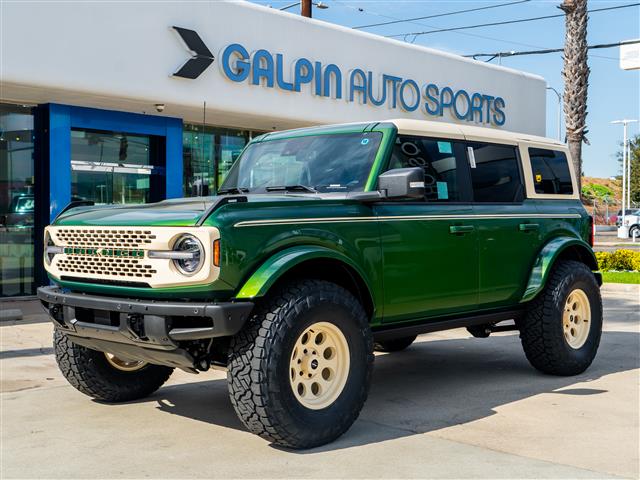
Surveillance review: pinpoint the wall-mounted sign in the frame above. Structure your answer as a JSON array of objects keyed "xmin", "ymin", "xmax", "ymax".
[{"xmin": 173, "ymin": 27, "xmax": 506, "ymax": 126}]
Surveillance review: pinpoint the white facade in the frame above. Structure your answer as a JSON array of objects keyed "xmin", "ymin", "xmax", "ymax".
[{"xmin": 1, "ymin": 0, "xmax": 546, "ymax": 135}]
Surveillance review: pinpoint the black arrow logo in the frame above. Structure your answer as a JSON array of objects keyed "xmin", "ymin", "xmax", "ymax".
[{"xmin": 172, "ymin": 26, "xmax": 215, "ymax": 79}]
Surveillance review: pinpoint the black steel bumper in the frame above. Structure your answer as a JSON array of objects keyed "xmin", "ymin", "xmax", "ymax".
[{"xmin": 37, "ymin": 286, "xmax": 253, "ymax": 369}]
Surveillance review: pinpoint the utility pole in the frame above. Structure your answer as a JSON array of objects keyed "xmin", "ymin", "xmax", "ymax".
[
  {"xmin": 301, "ymin": 0, "xmax": 312, "ymax": 17},
  {"xmin": 611, "ymin": 119, "xmax": 638, "ymax": 238},
  {"xmin": 547, "ymin": 86, "xmax": 562, "ymax": 141}
]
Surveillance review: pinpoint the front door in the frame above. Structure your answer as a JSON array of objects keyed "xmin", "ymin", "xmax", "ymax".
[{"xmin": 377, "ymin": 135, "xmax": 478, "ymax": 323}]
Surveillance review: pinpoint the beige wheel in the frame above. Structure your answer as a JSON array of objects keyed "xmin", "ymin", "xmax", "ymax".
[
  {"xmin": 104, "ymin": 352, "xmax": 147, "ymax": 372},
  {"xmin": 563, "ymin": 288, "xmax": 591, "ymax": 349},
  {"xmin": 289, "ymin": 321, "xmax": 350, "ymax": 410}
]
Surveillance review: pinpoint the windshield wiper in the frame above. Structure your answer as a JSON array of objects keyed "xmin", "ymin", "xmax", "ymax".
[
  {"xmin": 217, "ymin": 187, "xmax": 250, "ymax": 195},
  {"xmin": 265, "ymin": 185, "xmax": 318, "ymax": 193}
]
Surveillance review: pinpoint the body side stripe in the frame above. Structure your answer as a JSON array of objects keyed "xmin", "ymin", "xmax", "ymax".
[{"xmin": 234, "ymin": 213, "xmax": 582, "ymax": 228}]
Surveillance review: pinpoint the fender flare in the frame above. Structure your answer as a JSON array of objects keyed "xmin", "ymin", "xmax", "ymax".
[
  {"xmin": 235, "ymin": 245, "xmax": 371, "ymax": 300},
  {"xmin": 521, "ymin": 236, "xmax": 599, "ymax": 303}
]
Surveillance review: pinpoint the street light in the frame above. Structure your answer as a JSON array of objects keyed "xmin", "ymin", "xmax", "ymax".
[
  {"xmin": 279, "ymin": 1, "xmax": 329, "ymax": 17},
  {"xmin": 546, "ymin": 86, "xmax": 562, "ymax": 141},
  {"xmin": 611, "ymin": 119, "xmax": 638, "ymax": 238}
]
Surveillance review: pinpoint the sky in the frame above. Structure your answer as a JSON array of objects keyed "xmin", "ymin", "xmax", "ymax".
[{"xmin": 250, "ymin": 0, "xmax": 640, "ymax": 178}]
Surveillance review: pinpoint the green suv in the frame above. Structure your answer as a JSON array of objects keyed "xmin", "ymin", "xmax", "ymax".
[{"xmin": 38, "ymin": 119, "xmax": 602, "ymax": 449}]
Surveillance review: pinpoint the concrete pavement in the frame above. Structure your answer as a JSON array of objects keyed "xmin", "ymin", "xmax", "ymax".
[{"xmin": 1, "ymin": 284, "xmax": 638, "ymax": 479}]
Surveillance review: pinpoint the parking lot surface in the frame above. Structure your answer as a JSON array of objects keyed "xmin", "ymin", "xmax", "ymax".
[{"xmin": 1, "ymin": 284, "xmax": 638, "ymax": 479}]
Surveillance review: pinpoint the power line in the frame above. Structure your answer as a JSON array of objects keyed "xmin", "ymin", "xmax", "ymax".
[
  {"xmin": 386, "ymin": 3, "xmax": 640, "ymax": 39},
  {"xmin": 465, "ymin": 39, "xmax": 640, "ymax": 61},
  {"xmin": 352, "ymin": 0, "xmax": 530, "ymax": 30}
]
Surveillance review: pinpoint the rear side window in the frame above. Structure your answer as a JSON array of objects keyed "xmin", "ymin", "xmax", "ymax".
[
  {"xmin": 467, "ymin": 142, "xmax": 523, "ymax": 202},
  {"xmin": 528, "ymin": 148, "xmax": 574, "ymax": 195},
  {"xmin": 388, "ymin": 136, "xmax": 463, "ymax": 201}
]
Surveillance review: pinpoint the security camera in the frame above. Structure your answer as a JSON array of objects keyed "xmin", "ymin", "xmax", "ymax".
[{"xmin": 155, "ymin": 104, "xmax": 165, "ymax": 113}]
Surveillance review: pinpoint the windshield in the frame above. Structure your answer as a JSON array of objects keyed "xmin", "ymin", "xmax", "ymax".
[{"xmin": 219, "ymin": 132, "xmax": 383, "ymax": 194}]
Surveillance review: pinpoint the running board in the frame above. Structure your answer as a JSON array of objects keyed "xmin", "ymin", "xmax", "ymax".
[{"xmin": 372, "ymin": 309, "xmax": 525, "ymax": 342}]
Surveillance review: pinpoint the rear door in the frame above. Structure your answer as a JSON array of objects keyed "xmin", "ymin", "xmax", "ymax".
[
  {"xmin": 376, "ymin": 134, "xmax": 478, "ymax": 323},
  {"xmin": 465, "ymin": 140, "xmax": 542, "ymax": 308}
]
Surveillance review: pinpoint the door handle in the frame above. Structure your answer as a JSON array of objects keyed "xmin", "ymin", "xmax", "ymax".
[
  {"xmin": 449, "ymin": 225, "xmax": 475, "ymax": 234},
  {"xmin": 519, "ymin": 223, "xmax": 540, "ymax": 232}
]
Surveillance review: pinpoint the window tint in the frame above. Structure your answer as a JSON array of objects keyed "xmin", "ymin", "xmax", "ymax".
[
  {"xmin": 468, "ymin": 142, "xmax": 523, "ymax": 202},
  {"xmin": 388, "ymin": 136, "xmax": 462, "ymax": 201},
  {"xmin": 528, "ymin": 148, "xmax": 573, "ymax": 195}
]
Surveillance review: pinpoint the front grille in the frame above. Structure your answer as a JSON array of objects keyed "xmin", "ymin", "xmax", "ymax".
[
  {"xmin": 52, "ymin": 228, "xmax": 156, "ymax": 248},
  {"xmin": 56, "ymin": 255, "xmax": 156, "ymax": 279},
  {"xmin": 46, "ymin": 225, "xmax": 219, "ymax": 289}
]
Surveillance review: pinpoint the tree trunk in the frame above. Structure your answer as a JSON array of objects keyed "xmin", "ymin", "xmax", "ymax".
[{"xmin": 560, "ymin": 0, "xmax": 589, "ymax": 196}]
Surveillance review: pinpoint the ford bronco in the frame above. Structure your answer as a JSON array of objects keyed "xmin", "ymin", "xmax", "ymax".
[{"xmin": 38, "ymin": 119, "xmax": 602, "ymax": 449}]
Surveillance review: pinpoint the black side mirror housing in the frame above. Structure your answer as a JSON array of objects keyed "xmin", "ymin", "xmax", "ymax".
[{"xmin": 378, "ymin": 167, "xmax": 425, "ymax": 199}]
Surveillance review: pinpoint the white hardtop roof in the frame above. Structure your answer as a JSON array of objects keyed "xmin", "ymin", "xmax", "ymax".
[{"xmin": 388, "ymin": 119, "xmax": 564, "ymax": 147}]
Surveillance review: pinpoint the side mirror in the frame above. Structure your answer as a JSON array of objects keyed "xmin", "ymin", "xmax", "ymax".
[{"xmin": 378, "ymin": 167, "xmax": 425, "ymax": 199}]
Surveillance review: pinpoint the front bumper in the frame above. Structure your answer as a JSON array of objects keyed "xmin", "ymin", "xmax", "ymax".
[{"xmin": 37, "ymin": 286, "xmax": 253, "ymax": 369}]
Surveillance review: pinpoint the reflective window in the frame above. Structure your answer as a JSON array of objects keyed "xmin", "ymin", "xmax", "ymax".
[
  {"xmin": 71, "ymin": 129, "xmax": 164, "ymax": 205},
  {"xmin": 0, "ymin": 104, "xmax": 35, "ymax": 296},
  {"xmin": 183, "ymin": 124, "xmax": 253, "ymax": 196},
  {"xmin": 388, "ymin": 135, "xmax": 463, "ymax": 201},
  {"xmin": 221, "ymin": 132, "xmax": 382, "ymax": 193},
  {"xmin": 528, "ymin": 148, "xmax": 574, "ymax": 195},
  {"xmin": 468, "ymin": 142, "xmax": 523, "ymax": 202}
]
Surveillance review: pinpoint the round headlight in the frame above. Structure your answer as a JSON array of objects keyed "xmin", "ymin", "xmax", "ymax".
[{"xmin": 172, "ymin": 235, "xmax": 204, "ymax": 275}]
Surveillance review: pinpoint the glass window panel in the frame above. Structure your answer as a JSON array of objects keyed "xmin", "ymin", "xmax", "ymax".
[
  {"xmin": 0, "ymin": 103, "xmax": 35, "ymax": 297},
  {"xmin": 528, "ymin": 148, "xmax": 574, "ymax": 195},
  {"xmin": 469, "ymin": 142, "xmax": 523, "ymax": 203},
  {"xmin": 71, "ymin": 128, "xmax": 158, "ymax": 205},
  {"xmin": 388, "ymin": 135, "xmax": 462, "ymax": 202},
  {"xmin": 182, "ymin": 124, "xmax": 254, "ymax": 196}
]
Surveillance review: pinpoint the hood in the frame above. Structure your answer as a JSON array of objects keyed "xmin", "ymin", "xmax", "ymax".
[
  {"xmin": 54, "ymin": 198, "xmax": 213, "ymax": 227},
  {"xmin": 52, "ymin": 194, "xmax": 333, "ymax": 227}
]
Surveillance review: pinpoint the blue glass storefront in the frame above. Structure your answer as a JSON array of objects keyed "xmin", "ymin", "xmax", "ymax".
[{"xmin": 0, "ymin": 102, "xmax": 255, "ymax": 297}]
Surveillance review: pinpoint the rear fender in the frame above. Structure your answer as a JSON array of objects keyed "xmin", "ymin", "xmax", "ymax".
[{"xmin": 521, "ymin": 236, "xmax": 599, "ymax": 303}]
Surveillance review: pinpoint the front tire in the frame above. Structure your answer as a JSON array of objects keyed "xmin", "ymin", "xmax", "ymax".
[
  {"xmin": 519, "ymin": 260, "xmax": 602, "ymax": 376},
  {"xmin": 53, "ymin": 330, "xmax": 174, "ymax": 402},
  {"xmin": 227, "ymin": 280, "xmax": 374, "ymax": 449}
]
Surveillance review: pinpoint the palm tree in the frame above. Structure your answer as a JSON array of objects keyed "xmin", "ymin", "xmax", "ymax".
[{"xmin": 560, "ymin": 0, "xmax": 590, "ymax": 194}]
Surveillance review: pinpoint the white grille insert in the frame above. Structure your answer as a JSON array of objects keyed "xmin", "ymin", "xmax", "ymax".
[
  {"xmin": 52, "ymin": 228, "xmax": 156, "ymax": 248},
  {"xmin": 56, "ymin": 255, "xmax": 157, "ymax": 279}
]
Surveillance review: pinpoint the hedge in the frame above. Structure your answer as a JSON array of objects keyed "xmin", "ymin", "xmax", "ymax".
[{"xmin": 595, "ymin": 249, "xmax": 640, "ymax": 272}]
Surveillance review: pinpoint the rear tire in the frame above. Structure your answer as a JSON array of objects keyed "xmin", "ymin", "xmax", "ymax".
[
  {"xmin": 227, "ymin": 280, "xmax": 374, "ymax": 449},
  {"xmin": 374, "ymin": 335, "xmax": 417, "ymax": 352},
  {"xmin": 53, "ymin": 330, "xmax": 174, "ymax": 402},
  {"xmin": 519, "ymin": 260, "xmax": 602, "ymax": 376}
]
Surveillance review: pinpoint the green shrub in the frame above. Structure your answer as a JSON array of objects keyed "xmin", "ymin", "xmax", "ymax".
[
  {"xmin": 595, "ymin": 251, "xmax": 611, "ymax": 271},
  {"xmin": 596, "ymin": 249, "xmax": 640, "ymax": 271}
]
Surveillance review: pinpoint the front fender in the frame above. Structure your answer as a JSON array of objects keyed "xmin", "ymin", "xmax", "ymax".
[
  {"xmin": 521, "ymin": 236, "xmax": 599, "ymax": 303},
  {"xmin": 235, "ymin": 246, "xmax": 368, "ymax": 299}
]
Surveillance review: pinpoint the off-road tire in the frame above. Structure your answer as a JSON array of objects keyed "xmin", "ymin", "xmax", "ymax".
[
  {"xmin": 53, "ymin": 330, "xmax": 174, "ymax": 402},
  {"xmin": 374, "ymin": 335, "xmax": 417, "ymax": 352},
  {"xmin": 519, "ymin": 260, "xmax": 602, "ymax": 376},
  {"xmin": 227, "ymin": 280, "xmax": 374, "ymax": 449}
]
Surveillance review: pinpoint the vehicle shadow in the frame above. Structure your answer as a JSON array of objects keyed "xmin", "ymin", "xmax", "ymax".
[{"xmin": 143, "ymin": 328, "xmax": 639, "ymax": 453}]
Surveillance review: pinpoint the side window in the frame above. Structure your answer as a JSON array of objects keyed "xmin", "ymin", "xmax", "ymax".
[
  {"xmin": 528, "ymin": 148, "xmax": 574, "ymax": 195},
  {"xmin": 468, "ymin": 142, "xmax": 523, "ymax": 202},
  {"xmin": 388, "ymin": 135, "xmax": 462, "ymax": 201}
]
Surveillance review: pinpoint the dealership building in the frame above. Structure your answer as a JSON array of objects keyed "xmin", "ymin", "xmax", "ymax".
[{"xmin": 0, "ymin": 0, "xmax": 547, "ymax": 298}]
